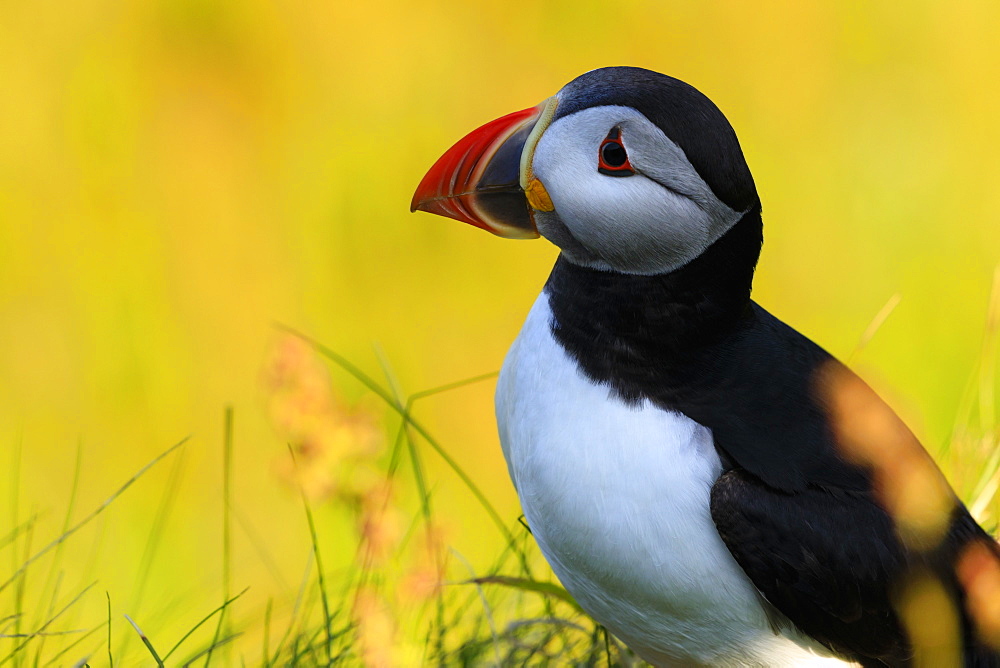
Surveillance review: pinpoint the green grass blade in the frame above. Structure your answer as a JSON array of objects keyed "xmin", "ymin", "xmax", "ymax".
[
  {"xmin": 229, "ymin": 504, "xmax": 288, "ymax": 591},
  {"xmin": 373, "ymin": 348, "xmax": 447, "ymax": 660},
  {"xmin": 277, "ymin": 327, "xmax": 519, "ymax": 557},
  {"xmin": 33, "ymin": 443, "xmax": 83, "ymax": 630},
  {"xmin": 0, "ymin": 630, "xmax": 87, "ymax": 639},
  {"xmin": 0, "ymin": 616, "xmax": 22, "ymax": 635},
  {"xmin": 0, "ymin": 514, "xmax": 43, "ymax": 553},
  {"xmin": 268, "ymin": 553, "xmax": 312, "ymax": 664},
  {"xmin": 161, "ymin": 588, "xmax": 249, "ymax": 662},
  {"xmin": 31, "ymin": 441, "xmax": 83, "ymax": 666},
  {"xmin": 9, "ymin": 432, "xmax": 21, "ymax": 559},
  {"xmin": 205, "ymin": 407, "xmax": 234, "ymax": 668},
  {"xmin": 405, "ymin": 371, "xmax": 499, "ymax": 405},
  {"xmin": 466, "ymin": 576, "xmax": 584, "ymax": 615},
  {"xmin": 106, "ymin": 592, "xmax": 113, "ymax": 668},
  {"xmin": 261, "ymin": 598, "xmax": 272, "ymax": 666},
  {"xmin": 40, "ymin": 622, "xmax": 103, "ymax": 667},
  {"xmin": 287, "ymin": 446, "xmax": 333, "ymax": 665},
  {"xmin": 978, "ymin": 266, "xmax": 999, "ymax": 433},
  {"xmin": 0, "ymin": 582, "xmax": 96, "ymax": 666},
  {"xmin": 373, "ymin": 348, "xmax": 433, "ymax": 525},
  {"xmin": 450, "ymin": 549, "xmax": 501, "ymax": 665},
  {"xmin": 178, "ymin": 632, "xmax": 242, "ymax": 667},
  {"xmin": 123, "ymin": 615, "xmax": 163, "ymax": 667},
  {"xmin": 9, "ymin": 434, "xmax": 23, "ymax": 655},
  {"xmin": 0, "ymin": 438, "xmax": 189, "ymax": 597},
  {"xmin": 128, "ymin": 447, "xmax": 187, "ymax": 621},
  {"xmin": 30, "ymin": 571, "xmax": 63, "ymax": 667},
  {"xmin": 284, "ymin": 624, "xmax": 327, "ymax": 666},
  {"xmin": 12, "ymin": 513, "xmax": 34, "ymax": 665}
]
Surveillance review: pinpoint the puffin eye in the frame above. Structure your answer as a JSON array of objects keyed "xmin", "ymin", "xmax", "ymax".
[{"xmin": 598, "ymin": 127, "xmax": 635, "ymax": 177}]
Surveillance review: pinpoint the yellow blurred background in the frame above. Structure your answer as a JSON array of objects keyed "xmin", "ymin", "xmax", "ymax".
[{"xmin": 1, "ymin": 0, "xmax": 999, "ymax": 662}]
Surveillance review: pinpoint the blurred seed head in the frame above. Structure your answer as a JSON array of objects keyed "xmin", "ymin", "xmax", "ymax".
[
  {"xmin": 818, "ymin": 362, "xmax": 955, "ymax": 551},
  {"xmin": 957, "ymin": 541, "xmax": 1000, "ymax": 650},
  {"xmin": 399, "ymin": 522, "xmax": 449, "ymax": 603},
  {"xmin": 263, "ymin": 334, "xmax": 383, "ymax": 501},
  {"xmin": 354, "ymin": 585, "xmax": 401, "ymax": 668},
  {"xmin": 356, "ymin": 480, "xmax": 404, "ymax": 568},
  {"xmin": 896, "ymin": 569, "xmax": 962, "ymax": 668}
]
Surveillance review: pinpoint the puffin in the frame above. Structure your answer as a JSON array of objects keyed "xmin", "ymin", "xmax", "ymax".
[{"xmin": 410, "ymin": 67, "xmax": 1000, "ymax": 667}]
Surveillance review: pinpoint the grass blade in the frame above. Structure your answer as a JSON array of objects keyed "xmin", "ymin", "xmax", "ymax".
[
  {"xmin": 373, "ymin": 348, "xmax": 446, "ymax": 659},
  {"xmin": 450, "ymin": 549, "xmax": 501, "ymax": 666},
  {"xmin": 12, "ymin": 513, "xmax": 34, "ymax": 660},
  {"xmin": 287, "ymin": 446, "xmax": 333, "ymax": 664},
  {"xmin": 161, "ymin": 589, "xmax": 249, "ymax": 662},
  {"xmin": 268, "ymin": 554, "xmax": 312, "ymax": 665},
  {"xmin": 404, "ymin": 371, "xmax": 499, "ymax": 405},
  {"xmin": 30, "ymin": 570, "xmax": 63, "ymax": 667},
  {"xmin": 123, "ymin": 615, "xmax": 163, "ymax": 667},
  {"xmin": 128, "ymin": 447, "xmax": 187, "ymax": 621},
  {"xmin": 0, "ymin": 514, "xmax": 43, "ymax": 553},
  {"xmin": 849, "ymin": 292, "xmax": 902, "ymax": 362},
  {"xmin": 40, "ymin": 622, "xmax": 103, "ymax": 667},
  {"xmin": 179, "ymin": 633, "xmax": 242, "ymax": 667},
  {"xmin": 229, "ymin": 505, "xmax": 288, "ymax": 591},
  {"xmin": 9, "ymin": 434, "xmax": 23, "ymax": 648},
  {"xmin": 466, "ymin": 576, "xmax": 584, "ymax": 615},
  {"xmin": 0, "ymin": 630, "xmax": 86, "ymax": 639},
  {"xmin": 33, "ymin": 443, "xmax": 83, "ymax": 625},
  {"xmin": 106, "ymin": 592, "xmax": 113, "ymax": 668},
  {"xmin": 261, "ymin": 598, "xmax": 272, "ymax": 666},
  {"xmin": 205, "ymin": 407, "xmax": 234, "ymax": 668},
  {"xmin": 0, "ymin": 438, "xmax": 189, "ymax": 597},
  {"xmin": 276, "ymin": 327, "xmax": 520, "ymax": 559},
  {"xmin": 0, "ymin": 582, "xmax": 96, "ymax": 666}
]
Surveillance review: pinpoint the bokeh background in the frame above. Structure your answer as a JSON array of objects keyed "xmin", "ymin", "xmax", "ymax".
[{"xmin": 2, "ymin": 0, "xmax": 999, "ymax": 662}]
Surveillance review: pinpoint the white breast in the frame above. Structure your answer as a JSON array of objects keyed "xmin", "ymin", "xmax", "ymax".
[{"xmin": 495, "ymin": 293, "xmax": 848, "ymax": 667}]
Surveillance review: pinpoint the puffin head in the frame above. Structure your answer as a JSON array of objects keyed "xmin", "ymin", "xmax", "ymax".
[{"xmin": 412, "ymin": 66, "xmax": 761, "ymax": 276}]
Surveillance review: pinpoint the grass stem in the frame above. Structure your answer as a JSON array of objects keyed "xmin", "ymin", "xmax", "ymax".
[
  {"xmin": 287, "ymin": 446, "xmax": 333, "ymax": 665},
  {"xmin": 123, "ymin": 615, "xmax": 164, "ymax": 667},
  {"xmin": 205, "ymin": 407, "xmax": 234, "ymax": 667},
  {"xmin": 0, "ymin": 438, "xmax": 189, "ymax": 597}
]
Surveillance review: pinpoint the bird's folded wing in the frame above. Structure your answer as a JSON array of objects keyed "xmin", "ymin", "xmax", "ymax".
[
  {"xmin": 710, "ymin": 468, "xmax": 910, "ymax": 664},
  {"xmin": 711, "ymin": 466, "xmax": 1000, "ymax": 666}
]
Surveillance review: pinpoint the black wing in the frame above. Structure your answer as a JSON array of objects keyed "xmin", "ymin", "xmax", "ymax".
[
  {"xmin": 711, "ymin": 468, "xmax": 906, "ymax": 664},
  {"xmin": 697, "ymin": 312, "xmax": 1000, "ymax": 666},
  {"xmin": 711, "ymin": 469, "xmax": 999, "ymax": 666}
]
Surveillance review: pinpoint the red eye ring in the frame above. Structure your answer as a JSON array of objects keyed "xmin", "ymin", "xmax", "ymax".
[{"xmin": 598, "ymin": 127, "xmax": 634, "ymax": 176}]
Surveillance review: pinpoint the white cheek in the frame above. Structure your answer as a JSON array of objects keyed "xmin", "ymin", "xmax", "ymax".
[{"xmin": 533, "ymin": 120, "xmax": 717, "ymax": 273}]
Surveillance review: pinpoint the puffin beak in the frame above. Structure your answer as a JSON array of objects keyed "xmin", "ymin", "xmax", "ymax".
[{"xmin": 411, "ymin": 97, "xmax": 557, "ymax": 239}]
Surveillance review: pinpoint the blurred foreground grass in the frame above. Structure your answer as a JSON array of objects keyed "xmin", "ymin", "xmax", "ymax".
[
  {"xmin": 2, "ymin": 296, "xmax": 998, "ymax": 664},
  {"xmin": 0, "ymin": 334, "xmax": 634, "ymax": 666}
]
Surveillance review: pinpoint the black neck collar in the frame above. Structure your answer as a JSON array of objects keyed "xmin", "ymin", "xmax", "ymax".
[{"xmin": 544, "ymin": 207, "xmax": 763, "ymax": 352}]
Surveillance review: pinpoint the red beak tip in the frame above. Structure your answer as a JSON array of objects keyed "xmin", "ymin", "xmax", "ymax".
[
  {"xmin": 411, "ymin": 102, "xmax": 548, "ymax": 236},
  {"xmin": 410, "ymin": 197, "xmax": 442, "ymax": 217},
  {"xmin": 410, "ymin": 192, "xmax": 432, "ymax": 214}
]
